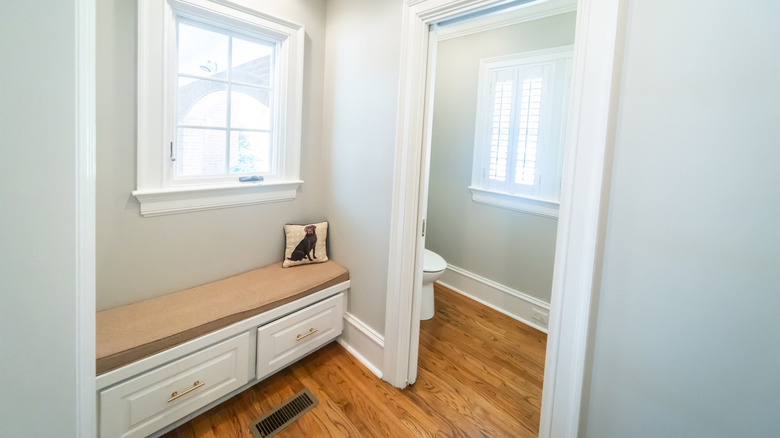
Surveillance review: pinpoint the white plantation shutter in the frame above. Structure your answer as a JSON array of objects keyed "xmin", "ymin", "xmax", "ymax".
[
  {"xmin": 488, "ymin": 72, "xmax": 514, "ymax": 182},
  {"xmin": 473, "ymin": 47, "xmax": 572, "ymax": 208},
  {"xmin": 515, "ymin": 76, "xmax": 543, "ymax": 186},
  {"xmin": 483, "ymin": 64, "xmax": 551, "ymax": 196}
]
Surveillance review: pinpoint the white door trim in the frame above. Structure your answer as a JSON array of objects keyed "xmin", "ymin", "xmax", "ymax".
[
  {"xmin": 383, "ymin": 0, "xmax": 624, "ymax": 436},
  {"xmin": 76, "ymin": 0, "xmax": 97, "ymax": 435}
]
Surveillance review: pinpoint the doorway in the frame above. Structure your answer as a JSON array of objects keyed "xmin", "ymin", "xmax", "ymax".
[
  {"xmin": 382, "ymin": 0, "xmax": 623, "ymax": 436},
  {"xmin": 423, "ymin": 3, "xmax": 576, "ymax": 333},
  {"xmin": 420, "ymin": 3, "xmax": 576, "ymax": 433}
]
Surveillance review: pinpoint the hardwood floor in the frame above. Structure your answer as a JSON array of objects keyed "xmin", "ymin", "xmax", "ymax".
[{"xmin": 161, "ymin": 284, "xmax": 547, "ymax": 437}]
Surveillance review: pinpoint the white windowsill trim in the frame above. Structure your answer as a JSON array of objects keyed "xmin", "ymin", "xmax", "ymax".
[
  {"xmin": 132, "ymin": 180, "xmax": 303, "ymax": 217},
  {"xmin": 468, "ymin": 186, "xmax": 559, "ymax": 219}
]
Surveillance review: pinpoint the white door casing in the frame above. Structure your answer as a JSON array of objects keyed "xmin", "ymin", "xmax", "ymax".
[{"xmin": 76, "ymin": 0, "xmax": 97, "ymax": 435}]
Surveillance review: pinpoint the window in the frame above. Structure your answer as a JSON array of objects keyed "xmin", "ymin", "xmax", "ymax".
[
  {"xmin": 175, "ymin": 19, "xmax": 275, "ymax": 178},
  {"xmin": 134, "ymin": 0, "xmax": 304, "ymax": 216},
  {"xmin": 470, "ymin": 46, "xmax": 573, "ymax": 218}
]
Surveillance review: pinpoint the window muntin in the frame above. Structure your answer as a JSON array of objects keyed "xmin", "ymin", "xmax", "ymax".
[
  {"xmin": 471, "ymin": 47, "xmax": 573, "ymax": 215},
  {"xmin": 174, "ymin": 17, "xmax": 276, "ymax": 181}
]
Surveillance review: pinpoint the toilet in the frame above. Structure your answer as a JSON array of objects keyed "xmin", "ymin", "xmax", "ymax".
[{"xmin": 421, "ymin": 249, "xmax": 447, "ymax": 320}]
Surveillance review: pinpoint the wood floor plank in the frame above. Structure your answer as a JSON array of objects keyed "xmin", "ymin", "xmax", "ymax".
[
  {"xmin": 432, "ymin": 287, "xmax": 547, "ymax": 365},
  {"xmin": 161, "ymin": 284, "xmax": 547, "ymax": 437},
  {"xmin": 416, "ymin": 334, "xmax": 542, "ymax": 426},
  {"xmin": 291, "ymin": 347, "xmax": 402, "ymax": 437},
  {"xmin": 328, "ymin": 352, "xmax": 444, "ymax": 437},
  {"xmin": 419, "ymin": 317, "xmax": 546, "ymax": 391}
]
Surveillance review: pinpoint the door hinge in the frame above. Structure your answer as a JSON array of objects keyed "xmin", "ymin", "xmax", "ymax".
[{"xmin": 421, "ymin": 219, "xmax": 426, "ymax": 237}]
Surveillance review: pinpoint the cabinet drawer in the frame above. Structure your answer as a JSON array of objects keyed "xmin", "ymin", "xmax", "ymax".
[
  {"xmin": 100, "ymin": 332, "xmax": 250, "ymax": 438},
  {"xmin": 256, "ymin": 293, "xmax": 344, "ymax": 379}
]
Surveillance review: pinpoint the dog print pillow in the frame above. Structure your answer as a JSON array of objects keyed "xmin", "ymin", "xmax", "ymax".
[{"xmin": 282, "ymin": 221, "xmax": 329, "ymax": 268}]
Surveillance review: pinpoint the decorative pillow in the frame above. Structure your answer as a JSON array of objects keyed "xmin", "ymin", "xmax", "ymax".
[{"xmin": 282, "ymin": 221, "xmax": 329, "ymax": 268}]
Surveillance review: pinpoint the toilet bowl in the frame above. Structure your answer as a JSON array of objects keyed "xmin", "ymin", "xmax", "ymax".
[{"xmin": 421, "ymin": 249, "xmax": 447, "ymax": 320}]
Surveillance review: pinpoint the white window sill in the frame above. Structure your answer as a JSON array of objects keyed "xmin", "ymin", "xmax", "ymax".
[
  {"xmin": 468, "ymin": 186, "xmax": 559, "ymax": 219},
  {"xmin": 132, "ymin": 180, "xmax": 303, "ymax": 217}
]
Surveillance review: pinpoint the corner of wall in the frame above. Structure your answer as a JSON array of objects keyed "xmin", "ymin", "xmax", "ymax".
[{"xmin": 337, "ymin": 312, "xmax": 385, "ymax": 378}]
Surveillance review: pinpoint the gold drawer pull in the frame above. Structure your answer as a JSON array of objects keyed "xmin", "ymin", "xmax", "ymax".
[
  {"xmin": 296, "ymin": 328, "xmax": 318, "ymax": 341},
  {"xmin": 167, "ymin": 380, "xmax": 205, "ymax": 403}
]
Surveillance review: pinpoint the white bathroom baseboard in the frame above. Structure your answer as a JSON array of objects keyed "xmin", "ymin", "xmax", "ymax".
[
  {"xmin": 438, "ymin": 264, "xmax": 551, "ymax": 333},
  {"xmin": 337, "ymin": 312, "xmax": 384, "ymax": 379}
]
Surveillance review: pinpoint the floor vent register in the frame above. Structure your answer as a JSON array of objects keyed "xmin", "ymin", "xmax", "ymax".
[{"xmin": 249, "ymin": 387, "xmax": 319, "ymax": 438}]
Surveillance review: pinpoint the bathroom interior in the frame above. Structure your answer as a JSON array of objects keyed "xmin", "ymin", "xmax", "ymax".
[
  {"xmin": 421, "ymin": 3, "xmax": 575, "ymax": 331},
  {"xmin": 418, "ymin": 3, "xmax": 577, "ymax": 423}
]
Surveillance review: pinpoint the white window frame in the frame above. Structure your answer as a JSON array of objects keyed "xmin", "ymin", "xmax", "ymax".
[
  {"xmin": 469, "ymin": 45, "xmax": 573, "ymax": 219},
  {"xmin": 134, "ymin": 0, "xmax": 304, "ymax": 217}
]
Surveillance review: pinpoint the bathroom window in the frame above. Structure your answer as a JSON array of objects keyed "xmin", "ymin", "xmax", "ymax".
[
  {"xmin": 469, "ymin": 46, "xmax": 573, "ymax": 218},
  {"xmin": 133, "ymin": 0, "xmax": 305, "ymax": 216}
]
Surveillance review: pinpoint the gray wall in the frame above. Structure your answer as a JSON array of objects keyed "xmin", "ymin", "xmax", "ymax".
[
  {"xmin": 0, "ymin": 0, "xmax": 80, "ymax": 435},
  {"xmin": 584, "ymin": 0, "xmax": 780, "ymax": 436},
  {"xmin": 427, "ymin": 12, "xmax": 576, "ymax": 303},
  {"xmin": 322, "ymin": 0, "xmax": 403, "ymax": 334},
  {"xmin": 96, "ymin": 0, "xmax": 327, "ymax": 310}
]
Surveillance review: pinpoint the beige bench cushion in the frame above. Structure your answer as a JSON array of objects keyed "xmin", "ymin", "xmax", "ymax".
[{"xmin": 97, "ymin": 261, "xmax": 349, "ymax": 375}]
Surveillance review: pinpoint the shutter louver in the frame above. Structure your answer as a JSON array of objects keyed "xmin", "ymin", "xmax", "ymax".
[
  {"xmin": 488, "ymin": 80, "xmax": 513, "ymax": 182},
  {"xmin": 515, "ymin": 77, "xmax": 543, "ymax": 186}
]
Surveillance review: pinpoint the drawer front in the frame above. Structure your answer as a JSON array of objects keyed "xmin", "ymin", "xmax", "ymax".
[
  {"xmin": 256, "ymin": 293, "xmax": 344, "ymax": 379},
  {"xmin": 100, "ymin": 332, "xmax": 250, "ymax": 438}
]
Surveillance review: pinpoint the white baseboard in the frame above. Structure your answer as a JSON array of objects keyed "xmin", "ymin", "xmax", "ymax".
[
  {"xmin": 337, "ymin": 312, "xmax": 384, "ymax": 379},
  {"xmin": 438, "ymin": 264, "xmax": 551, "ymax": 333}
]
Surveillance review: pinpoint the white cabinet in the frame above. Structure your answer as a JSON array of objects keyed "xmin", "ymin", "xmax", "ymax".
[
  {"xmin": 99, "ymin": 332, "xmax": 250, "ymax": 438},
  {"xmin": 97, "ymin": 291, "xmax": 346, "ymax": 438},
  {"xmin": 256, "ymin": 293, "xmax": 344, "ymax": 379}
]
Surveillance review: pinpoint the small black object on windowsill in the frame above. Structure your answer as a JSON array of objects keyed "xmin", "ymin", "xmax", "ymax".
[{"xmin": 239, "ymin": 176, "xmax": 263, "ymax": 183}]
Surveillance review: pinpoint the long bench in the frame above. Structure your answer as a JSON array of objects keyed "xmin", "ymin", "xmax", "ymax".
[{"xmin": 95, "ymin": 261, "xmax": 350, "ymax": 438}]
